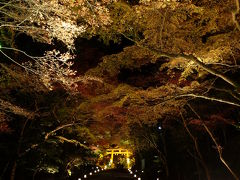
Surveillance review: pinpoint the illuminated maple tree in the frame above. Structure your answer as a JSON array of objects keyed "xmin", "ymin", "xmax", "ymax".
[{"xmin": 1, "ymin": 0, "xmax": 240, "ymax": 179}]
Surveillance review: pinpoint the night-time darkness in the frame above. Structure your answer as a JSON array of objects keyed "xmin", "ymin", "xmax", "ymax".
[{"xmin": 1, "ymin": 0, "xmax": 240, "ymax": 179}]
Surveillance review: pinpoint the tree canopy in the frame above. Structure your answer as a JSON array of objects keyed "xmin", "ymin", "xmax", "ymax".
[{"xmin": 1, "ymin": 0, "xmax": 240, "ymax": 179}]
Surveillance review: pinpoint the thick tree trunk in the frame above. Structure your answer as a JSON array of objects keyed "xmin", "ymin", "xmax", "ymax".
[{"xmin": 10, "ymin": 162, "xmax": 16, "ymax": 180}]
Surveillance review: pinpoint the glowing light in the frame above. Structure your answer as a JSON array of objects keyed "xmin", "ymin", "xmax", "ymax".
[
  {"xmin": 46, "ymin": 167, "xmax": 59, "ymax": 174},
  {"xmin": 158, "ymin": 126, "xmax": 162, "ymax": 130},
  {"xmin": 127, "ymin": 157, "xmax": 130, "ymax": 164},
  {"xmin": 141, "ymin": 170, "xmax": 144, "ymax": 173},
  {"xmin": 78, "ymin": 178, "xmax": 81, "ymax": 180},
  {"xmin": 138, "ymin": 178, "xmax": 141, "ymax": 180},
  {"xmin": 89, "ymin": 172, "xmax": 92, "ymax": 175},
  {"xmin": 134, "ymin": 174, "xmax": 137, "ymax": 177},
  {"xmin": 67, "ymin": 169, "xmax": 71, "ymax": 176},
  {"xmin": 157, "ymin": 178, "xmax": 160, "ymax": 180},
  {"xmin": 84, "ymin": 175, "xmax": 87, "ymax": 178},
  {"xmin": 130, "ymin": 171, "xmax": 133, "ymax": 174},
  {"xmin": 94, "ymin": 170, "xmax": 97, "ymax": 173}
]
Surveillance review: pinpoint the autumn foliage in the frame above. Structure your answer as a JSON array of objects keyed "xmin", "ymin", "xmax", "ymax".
[{"xmin": 1, "ymin": 0, "xmax": 240, "ymax": 179}]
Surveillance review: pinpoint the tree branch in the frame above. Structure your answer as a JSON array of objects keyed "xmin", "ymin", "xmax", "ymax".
[
  {"xmin": 44, "ymin": 122, "xmax": 82, "ymax": 140},
  {"xmin": 0, "ymin": 98, "xmax": 35, "ymax": 118},
  {"xmin": 180, "ymin": 112, "xmax": 211, "ymax": 180},
  {"xmin": 55, "ymin": 136, "xmax": 89, "ymax": 149},
  {"xmin": 121, "ymin": 33, "xmax": 240, "ymax": 90},
  {"xmin": 177, "ymin": 94, "xmax": 240, "ymax": 107},
  {"xmin": 203, "ymin": 123, "xmax": 239, "ymax": 180},
  {"xmin": 232, "ymin": 0, "xmax": 240, "ymax": 31},
  {"xmin": 187, "ymin": 104, "xmax": 239, "ymax": 180}
]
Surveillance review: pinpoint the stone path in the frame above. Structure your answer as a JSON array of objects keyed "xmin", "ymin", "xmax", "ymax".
[{"xmin": 84, "ymin": 169, "xmax": 138, "ymax": 180}]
